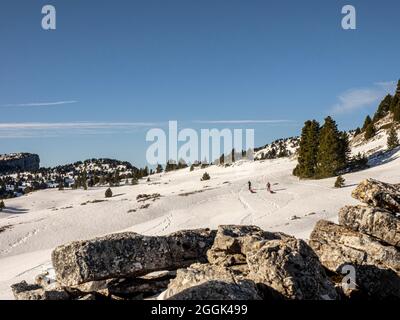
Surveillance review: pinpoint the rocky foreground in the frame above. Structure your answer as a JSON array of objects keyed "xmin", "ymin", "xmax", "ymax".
[{"xmin": 11, "ymin": 179, "xmax": 400, "ymax": 300}]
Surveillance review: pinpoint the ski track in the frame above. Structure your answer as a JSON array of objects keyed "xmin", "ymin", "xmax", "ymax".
[{"xmin": 1, "ymin": 139, "xmax": 399, "ymax": 300}]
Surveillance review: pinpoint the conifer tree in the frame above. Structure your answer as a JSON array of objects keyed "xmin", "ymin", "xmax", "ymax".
[
  {"xmin": 394, "ymin": 104, "xmax": 400, "ymax": 123},
  {"xmin": 334, "ymin": 175, "xmax": 345, "ymax": 188},
  {"xmin": 390, "ymin": 80, "xmax": 400, "ymax": 118},
  {"xmin": 156, "ymin": 164, "xmax": 163, "ymax": 174},
  {"xmin": 201, "ymin": 172, "xmax": 210, "ymax": 181},
  {"xmin": 387, "ymin": 126, "xmax": 399, "ymax": 150},
  {"xmin": 316, "ymin": 117, "xmax": 342, "ymax": 178},
  {"xmin": 373, "ymin": 94, "xmax": 392, "ymax": 122},
  {"xmin": 338, "ymin": 131, "xmax": 351, "ymax": 169},
  {"xmin": 105, "ymin": 188, "xmax": 113, "ymax": 198},
  {"xmin": 0, "ymin": 200, "xmax": 5, "ymax": 212},
  {"xmin": 364, "ymin": 123, "xmax": 376, "ymax": 140},
  {"xmin": 293, "ymin": 120, "xmax": 320, "ymax": 178},
  {"xmin": 362, "ymin": 115, "xmax": 372, "ymax": 131}
]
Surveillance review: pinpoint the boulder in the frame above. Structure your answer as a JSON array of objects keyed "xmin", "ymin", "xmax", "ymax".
[
  {"xmin": 246, "ymin": 237, "xmax": 338, "ymax": 300},
  {"xmin": 339, "ymin": 205, "xmax": 400, "ymax": 247},
  {"xmin": 352, "ymin": 179, "xmax": 400, "ymax": 213},
  {"xmin": 167, "ymin": 280, "xmax": 261, "ymax": 300},
  {"xmin": 11, "ymin": 281, "xmax": 69, "ymax": 300},
  {"xmin": 309, "ymin": 220, "xmax": 400, "ymax": 298},
  {"xmin": 205, "ymin": 225, "xmax": 337, "ymax": 300},
  {"xmin": 162, "ymin": 263, "xmax": 261, "ymax": 300},
  {"xmin": 52, "ymin": 229, "xmax": 215, "ymax": 286},
  {"xmin": 207, "ymin": 225, "xmax": 285, "ymax": 267}
]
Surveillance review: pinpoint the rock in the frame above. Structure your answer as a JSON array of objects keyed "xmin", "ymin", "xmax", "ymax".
[
  {"xmin": 11, "ymin": 281, "xmax": 69, "ymax": 300},
  {"xmin": 309, "ymin": 220, "xmax": 400, "ymax": 298},
  {"xmin": 69, "ymin": 280, "xmax": 111, "ymax": 294},
  {"xmin": 206, "ymin": 225, "xmax": 284, "ymax": 267},
  {"xmin": 352, "ymin": 179, "xmax": 400, "ymax": 213},
  {"xmin": 339, "ymin": 205, "xmax": 400, "ymax": 247},
  {"xmin": 0, "ymin": 153, "xmax": 40, "ymax": 174},
  {"xmin": 105, "ymin": 271, "xmax": 176, "ymax": 299},
  {"xmin": 52, "ymin": 229, "xmax": 216, "ymax": 286},
  {"xmin": 78, "ymin": 293, "xmax": 97, "ymax": 300},
  {"xmin": 163, "ymin": 263, "xmax": 261, "ymax": 300},
  {"xmin": 167, "ymin": 280, "xmax": 261, "ymax": 300},
  {"xmin": 246, "ymin": 237, "xmax": 338, "ymax": 300},
  {"xmin": 290, "ymin": 215, "xmax": 301, "ymax": 220}
]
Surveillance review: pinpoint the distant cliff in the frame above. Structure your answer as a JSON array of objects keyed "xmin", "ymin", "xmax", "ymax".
[{"xmin": 0, "ymin": 153, "xmax": 40, "ymax": 174}]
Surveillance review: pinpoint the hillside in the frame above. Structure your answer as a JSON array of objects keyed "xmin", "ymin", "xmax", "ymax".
[{"xmin": 0, "ymin": 126, "xmax": 399, "ymax": 299}]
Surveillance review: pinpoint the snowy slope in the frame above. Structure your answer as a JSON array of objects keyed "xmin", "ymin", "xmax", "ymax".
[{"xmin": 0, "ymin": 135, "xmax": 399, "ymax": 299}]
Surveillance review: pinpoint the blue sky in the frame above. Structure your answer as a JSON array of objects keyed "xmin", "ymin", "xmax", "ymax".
[{"xmin": 1, "ymin": 0, "xmax": 399, "ymax": 167}]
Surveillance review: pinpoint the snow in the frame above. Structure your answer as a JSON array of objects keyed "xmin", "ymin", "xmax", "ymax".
[{"xmin": 1, "ymin": 138, "xmax": 400, "ymax": 299}]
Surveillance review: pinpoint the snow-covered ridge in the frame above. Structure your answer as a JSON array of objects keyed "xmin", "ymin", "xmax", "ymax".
[{"xmin": 254, "ymin": 137, "xmax": 300, "ymax": 160}]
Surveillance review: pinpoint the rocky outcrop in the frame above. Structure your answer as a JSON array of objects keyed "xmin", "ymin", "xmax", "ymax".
[
  {"xmin": 165, "ymin": 225, "xmax": 338, "ymax": 300},
  {"xmin": 0, "ymin": 153, "xmax": 40, "ymax": 173},
  {"xmin": 206, "ymin": 225, "xmax": 285, "ymax": 267},
  {"xmin": 309, "ymin": 220, "xmax": 400, "ymax": 274},
  {"xmin": 52, "ymin": 229, "xmax": 216, "ymax": 286},
  {"xmin": 310, "ymin": 179, "xmax": 400, "ymax": 299},
  {"xmin": 309, "ymin": 220, "xmax": 400, "ymax": 298},
  {"xmin": 339, "ymin": 205, "xmax": 400, "ymax": 247},
  {"xmin": 352, "ymin": 179, "xmax": 400, "ymax": 212},
  {"xmin": 246, "ymin": 236, "xmax": 338, "ymax": 300}
]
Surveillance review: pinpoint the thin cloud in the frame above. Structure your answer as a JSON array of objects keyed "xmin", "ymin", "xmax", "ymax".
[
  {"xmin": 331, "ymin": 82, "xmax": 396, "ymax": 114},
  {"xmin": 0, "ymin": 121, "xmax": 158, "ymax": 139},
  {"xmin": 1, "ymin": 100, "xmax": 78, "ymax": 107},
  {"xmin": 193, "ymin": 120, "xmax": 294, "ymax": 124}
]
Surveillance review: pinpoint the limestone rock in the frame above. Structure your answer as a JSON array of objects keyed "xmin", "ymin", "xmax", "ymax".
[
  {"xmin": 352, "ymin": 179, "xmax": 400, "ymax": 213},
  {"xmin": 0, "ymin": 153, "xmax": 40, "ymax": 174},
  {"xmin": 339, "ymin": 205, "xmax": 400, "ymax": 247},
  {"xmin": 52, "ymin": 229, "xmax": 215, "ymax": 286},
  {"xmin": 167, "ymin": 280, "xmax": 261, "ymax": 300},
  {"xmin": 163, "ymin": 263, "xmax": 261, "ymax": 300},
  {"xmin": 246, "ymin": 237, "xmax": 338, "ymax": 300},
  {"xmin": 11, "ymin": 281, "xmax": 69, "ymax": 300},
  {"xmin": 207, "ymin": 225, "xmax": 284, "ymax": 267},
  {"xmin": 309, "ymin": 220, "xmax": 400, "ymax": 298}
]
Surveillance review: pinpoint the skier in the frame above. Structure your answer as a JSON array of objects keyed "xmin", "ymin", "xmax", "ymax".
[
  {"xmin": 248, "ymin": 181, "xmax": 256, "ymax": 193},
  {"xmin": 267, "ymin": 182, "xmax": 272, "ymax": 193}
]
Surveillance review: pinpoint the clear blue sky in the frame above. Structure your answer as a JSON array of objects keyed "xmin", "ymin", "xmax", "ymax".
[{"xmin": 1, "ymin": 0, "xmax": 399, "ymax": 167}]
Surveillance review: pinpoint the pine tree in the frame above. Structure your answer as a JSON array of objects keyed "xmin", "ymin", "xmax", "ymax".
[
  {"xmin": 156, "ymin": 164, "xmax": 163, "ymax": 174},
  {"xmin": 338, "ymin": 131, "xmax": 350, "ymax": 169},
  {"xmin": 316, "ymin": 117, "xmax": 342, "ymax": 178},
  {"xmin": 105, "ymin": 188, "xmax": 113, "ymax": 198},
  {"xmin": 0, "ymin": 200, "xmax": 5, "ymax": 211},
  {"xmin": 373, "ymin": 94, "xmax": 392, "ymax": 122},
  {"xmin": 362, "ymin": 115, "xmax": 372, "ymax": 131},
  {"xmin": 201, "ymin": 172, "xmax": 210, "ymax": 181},
  {"xmin": 390, "ymin": 80, "xmax": 400, "ymax": 119},
  {"xmin": 293, "ymin": 120, "xmax": 320, "ymax": 178},
  {"xmin": 364, "ymin": 123, "xmax": 376, "ymax": 140},
  {"xmin": 354, "ymin": 127, "xmax": 361, "ymax": 136},
  {"xmin": 387, "ymin": 126, "xmax": 399, "ymax": 150},
  {"xmin": 394, "ymin": 104, "xmax": 400, "ymax": 122},
  {"xmin": 334, "ymin": 175, "xmax": 345, "ymax": 188}
]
